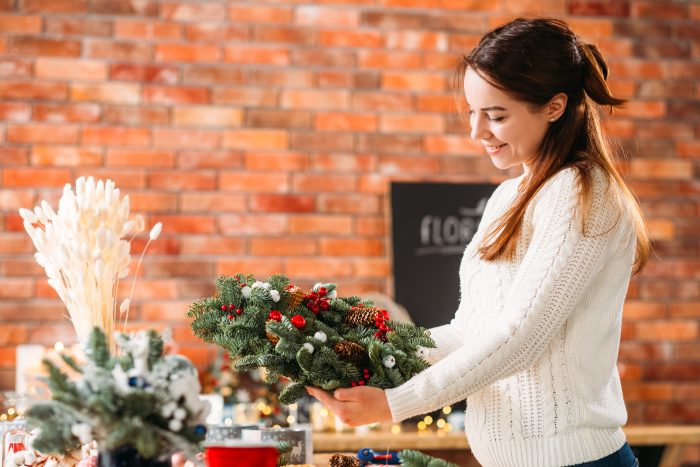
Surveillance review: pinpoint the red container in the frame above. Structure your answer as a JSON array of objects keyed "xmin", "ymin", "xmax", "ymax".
[{"xmin": 205, "ymin": 444, "xmax": 279, "ymax": 467}]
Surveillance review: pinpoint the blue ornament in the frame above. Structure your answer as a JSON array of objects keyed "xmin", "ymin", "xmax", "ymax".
[
  {"xmin": 356, "ymin": 448, "xmax": 400, "ymax": 465},
  {"xmin": 194, "ymin": 424, "xmax": 207, "ymax": 436},
  {"xmin": 128, "ymin": 376, "xmax": 139, "ymax": 387}
]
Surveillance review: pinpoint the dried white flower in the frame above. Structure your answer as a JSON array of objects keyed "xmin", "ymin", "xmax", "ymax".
[
  {"xmin": 241, "ymin": 286, "xmax": 252, "ymax": 299},
  {"xmin": 173, "ymin": 408, "xmax": 187, "ymax": 420},
  {"xmin": 119, "ymin": 299, "xmax": 130, "ymax": 315},
  {"xmin": 149, "ymin": 222, "xmax": 162, "ymax": 240},
  {"xmin": 313, "ymin": 331, "xmax": 327, "ymax": 343},
  {"xmin": 270, "ymin": 290, "xmax": 280, "ymax": 302},
  {"xmin": 302, "ymin": 343, "xmax": 314, "ymax": 354},
  {"xmin": 169, "ymin": 419, "xmax": 183, "ymax": 432},
  {"xmin": 71, "ymin": 423, "xmax": 93, "ymax": 444}
]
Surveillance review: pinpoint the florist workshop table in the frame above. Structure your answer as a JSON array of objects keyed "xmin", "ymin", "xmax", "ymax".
[{"xmin": 312, "ymin": 425, "xmax": 700, "ymax": 467}]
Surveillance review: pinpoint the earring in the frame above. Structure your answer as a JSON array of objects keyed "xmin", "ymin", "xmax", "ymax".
[{"xmin": 549, "ymin": 118, "xmax": 557, "ymax": 123}]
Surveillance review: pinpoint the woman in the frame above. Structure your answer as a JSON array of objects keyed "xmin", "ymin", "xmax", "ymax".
[{"xmin": 308, "ymin": 17, "xmax": 649, "ymax": 467}]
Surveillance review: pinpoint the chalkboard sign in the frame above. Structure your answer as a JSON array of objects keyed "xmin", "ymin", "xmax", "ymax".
[{"xmin": 390, "ymin": 182, "xmax": 497, "ymax": 329}]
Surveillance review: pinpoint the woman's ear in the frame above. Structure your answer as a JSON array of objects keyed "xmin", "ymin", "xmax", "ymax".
[{"xmin": 546, "ymin": 93, "xmax": 568, "ymax": 123}]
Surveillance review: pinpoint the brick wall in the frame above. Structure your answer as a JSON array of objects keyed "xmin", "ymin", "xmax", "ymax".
[{"xmin": 0, "ymin": 0, "xmax": 698, "ymax": 461}]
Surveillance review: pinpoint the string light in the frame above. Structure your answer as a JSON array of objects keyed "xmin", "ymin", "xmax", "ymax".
[
  {"xmin": 391, "ymin": 424, "xmax": 401, "ymax": 434},
  {"xmin": 54, "ymin": 342, "xmax": 64, "ymax": 353},
  {"xmin": 442, "ymin": 406, "xmax": 452, "ymax": 415},
  {"xmin": 423, "ymin": 415, "xmax": 433, "ymax": 426},
  {"xmin": 417, "ymin": 421, "xmax": 427, "ymax": 431},
  {"xmin": 437, "ymin": 419, "xmax": 446, "ymax": 429}
]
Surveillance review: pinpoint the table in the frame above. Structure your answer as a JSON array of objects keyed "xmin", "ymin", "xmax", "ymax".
[{"xmin": 312, "ymin": 425, "xmax": 700, "ymax": 467}]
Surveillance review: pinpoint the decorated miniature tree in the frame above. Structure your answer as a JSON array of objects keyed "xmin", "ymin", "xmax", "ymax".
[{"xmin": 188, "ymin": 274, "xmax": 434, "ymax": 404}]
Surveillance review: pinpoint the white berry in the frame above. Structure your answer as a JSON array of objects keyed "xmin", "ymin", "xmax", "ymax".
[
  {"xmin": 173, "ymin": 407, "xmax": 187, "ymax": 420},
  {"xmin": 303, "ymin": 343, "xmax": 314, "ymax": 354},
  {"xmin": 169, "ymin": 419, "xmax": 183, "ymax": 432},
  {"xmin": 382, "ymin": 355, "xmax": 396, "ymax": 368},
  {"xmin": 242, "ymin": 286, "xmax": 252, "ymax": 299},
  {"xmin": 313, "ymin": 331, "xmax": 327, "ymax": 343},
  {"xmin": 270, "ymin": 290, "xmax": 280, "ymax": 302}
]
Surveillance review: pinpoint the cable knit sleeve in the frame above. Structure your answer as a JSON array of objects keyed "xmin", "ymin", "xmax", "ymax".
[{"xmin": 386, "ymin": 168, "xmax": 628, "ymax": 422}]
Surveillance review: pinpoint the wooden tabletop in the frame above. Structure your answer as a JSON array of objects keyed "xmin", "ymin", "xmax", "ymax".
[{"xmin": 312, "ymin": 425, "xmax": 700, "ymax": 452}]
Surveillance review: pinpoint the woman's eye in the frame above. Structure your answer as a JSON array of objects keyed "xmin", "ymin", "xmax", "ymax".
[{"xmin": 488, "ymin": 116, "xmax": 505, "ymax": 122}]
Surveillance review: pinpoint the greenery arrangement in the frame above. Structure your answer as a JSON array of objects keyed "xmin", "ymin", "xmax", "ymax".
[
  {"xmin": 329, "ymin": 449, "xmax": 459, "ymax": 467},
  {"xmin": 399, "ymin": 449, "xmax": 460, "ymax": 467},
  {"xmin": 25, "ymin": 327, "xmax": 210, "ymax": 462},
  {"xmin": 188, "ymin": 274, "xmax": 435, "ymax": 404}
]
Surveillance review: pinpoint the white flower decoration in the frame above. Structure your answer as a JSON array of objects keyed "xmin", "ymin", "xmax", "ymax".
[
  {"xmin": 382, "ymin": 355, "xmax": 396, "ymax": 368},
  {"xmin": 302, "ymin": 343, "xmax": 314, "ymax": 354},
  {"xmin": 313, "ymin": 331, "xmax": 327, "ymax": 343},
  {"xmin": 241, "ymin": 286, "xmax": 252, "ymax": 299},
  {"xmin": 270, "ymin": 290, "xmax": 280, "ymax": 302}
]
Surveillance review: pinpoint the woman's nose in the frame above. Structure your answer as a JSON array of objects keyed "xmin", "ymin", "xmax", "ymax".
[{"xmin": 470, "ymin": 115, "xmax": 490, "ymax": 140}]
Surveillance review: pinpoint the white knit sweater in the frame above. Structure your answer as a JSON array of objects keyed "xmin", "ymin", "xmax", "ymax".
[{"xmin": 386, "ymin": 167, "xmax": 636, "ymax": 467}]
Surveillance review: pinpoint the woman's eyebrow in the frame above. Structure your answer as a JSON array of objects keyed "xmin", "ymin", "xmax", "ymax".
[{"xmin": 480, "ymin": 106, "xmax": 507, "ymax": 111}]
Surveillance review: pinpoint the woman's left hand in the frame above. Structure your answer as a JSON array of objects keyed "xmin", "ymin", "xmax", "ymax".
[{"xmin": 306, "ymin": 386, "xmax": 393, "ymax": 426}]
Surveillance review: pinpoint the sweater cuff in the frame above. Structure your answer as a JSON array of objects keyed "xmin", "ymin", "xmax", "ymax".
[{"xmin": 385, "ymin": 378, "xmax": 422, "ymax": 422}]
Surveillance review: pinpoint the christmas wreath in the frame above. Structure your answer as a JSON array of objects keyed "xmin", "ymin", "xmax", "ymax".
[{"xmin": 188, "ymin": 274, "xmax": 435, "ymax": 404}]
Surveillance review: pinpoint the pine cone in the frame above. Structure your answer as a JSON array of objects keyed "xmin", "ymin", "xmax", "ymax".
[
  {"xmin": 329, "ymin": 454, "xmax": 360, "ymax": 467},
  {"xmin": 265, "ymin": 320, "xmax": 280, "ymax": 345},
  {"xmin": 333, "ymin": 341, "xmax": 366, "ymax": 364},
  {"xmin": 285, "ymin": 286, "xmax": 306, "ymax": 311},
  {"xmin": 344, "ymin": 306, "xmax": 382, "ymax": 326}
]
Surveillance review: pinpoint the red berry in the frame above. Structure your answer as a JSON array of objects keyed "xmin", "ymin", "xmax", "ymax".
[
  {"xmin": 221, "ymin": 305, "xmax": 227, "ymax": 311},
  {"xmin": 236, "ymin": 307, "xmax": 243, "ymax": 315},
  {"xmin": 228, "ymin": 304, "xmax": 235, "ymax": 310},
  {"xmin": 320, "ymin": 300, "xmax": 330, "ymax": 311},
  {"xmin": 227, "ymin": 313, "xmax": 233, "ymax": 320},
  {"xmin": 380, "ymin": 324, "xmax": 389, "ymax": 332},
  {"xmin": 351, "ymin": 381, "xmax": 357, "ymax": 387},
  {"xmin": 268, "ymin": 310, "xmax": 282, "ymax": 321},
  {"xmin": 358, "ymin": 380, "xmax": 365, "ymax": 386},
  {"xmin": 291, "ymin": 315, "xmax": 306, "ymax": 329},
  {"xmin": 374, "ymin": 331, "xmax": 383, "ymax": 338},
  {"xmin": 382, "ymin": 310, "xmax": 390, "ymax": 319},
  {"xmin": 318, "ymin": 287, "xmax": 327, "ymax": 296}
]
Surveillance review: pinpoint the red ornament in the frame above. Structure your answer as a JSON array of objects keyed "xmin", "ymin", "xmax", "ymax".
[
  {"xmin": 268, "ymin": 310, "xmax": 282, "ymax": 321},
  {"xmin": 236, "ymin": 307, "xmax": 243, "ymax": 315},
  {"xmin": 220, "ymin": 305, "xmax": 227, "ymax": 311},
  {"xmin": 291, "ymin": 315, "xmax": 306, "ymax": 329},
  {"xmin": 227, "ymin": 313, "xmax": 233, "ymax": 320}
]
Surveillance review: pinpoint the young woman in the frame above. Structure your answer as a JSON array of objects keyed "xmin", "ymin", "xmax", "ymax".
[{"xmin": 307, "ymin": 17, "xmax": 649, "ymax": 467}]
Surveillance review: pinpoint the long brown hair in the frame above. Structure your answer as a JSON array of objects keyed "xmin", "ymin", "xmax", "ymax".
[{"xmin": 456, "ymin": 17, "xmax": 649, "ymax": 274}]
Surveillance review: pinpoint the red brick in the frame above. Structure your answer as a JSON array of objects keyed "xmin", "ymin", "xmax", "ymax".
[
  {"xmin": 251, "ymin": 238, "xmax": 317, "ymax": 256},
  {"xmin": 0, "ymin": 148, "xmax": 28, "ymax": 165},
  {"xmin": 230, "ymin": 4, "xmax": 293, "ymax": 23},
  {"xmin": 0, "ymin": 102, "xmax": 30, "ymax": 121},
  {"xmin": 317, "ymin": 196, "xmax": 379, "ymax": 215},
  {"xmin": 622, "ymin": 383, "xmax": 673, "ymax": 402},
  {"xmin": 382, "ymin": 72, "xmax": 445, "ymax": 92},
  {"xmin": 381, "ymin": 114, "xmax": 445, "ymax": 133},
  {"xmin": 33, "ymin": 103, "xmax": 101, "ymax": 123},
  {"xmin": 358, "ymin": 50, "xmax": 421, "ymax": 69},
  {"xmin": 284, "ymin": 258, "xmax": 354, "ymax": 278},
  {"xmin": 645, "ymin": 219, "xmax": 674, "ymax": 241},
  {"xmin": 44, "ymin": 17, "xmax": 111, "ymax": 36},
  {"xmin": 637, "ymin": 321, "xmax": 698, "ymax": 341},
  {"xmin": 129, "ymin": 192, "xmax": 177, "ymax": 212},
  {"xmin": 179, "ymin": 236, "xmax": 245, "ymax": 255},
  {"xmin": 247, "ymin": 69, "xmax": 315, "ymax": 88},
  {"xmin": 630, "ymin": 159, "xmax": 693, "ymax": 180},
  {"xmin": 8, "ymin": 36, "xmax": 81, "ymax": 56},
  {"xmin": 90, "ymin": 0, "xmax": 158, "ymax": 15},
  {"xmin": 316, "ymin": 112, "xmax": 377, "ymax": 132},
  {"xmin": 152, "ymin": 129, "xmax": 219, "ymax": 149},
  {"xmin": 219, "ymin": 214, "xmax": 288, "ymax": 235},
  {"xmin": 115, "ymin": 20, "xmax": 182, "ymax": 40},
  {"xmin": 247, "ymin": 110, "xmax": 312, "ymax": 129},
  {"xmin": 615, "ymin": 101, "xmax": 666, "ymax": 119},
  {"xmin": 71, "ymin": 83, "xmax": 140, "ymax": 104},
  {"xmin": 177, "ymin": 151, "xmax": 242, "ymax": 169},
  {"xmin": 0, "ymin": 59, "xmax": 32, "ymax": 78},
  {"xmin": 180, "ymin": 193, "xmax": 246, "ymax": 213},
  {"xmin": 185, "ymin": 24, "xmax": 249, "ymax": 42},
  {"xmin": 567, "ymin": 0, "xmax": 629, "ymax": 16},
  {"xmin": 386, "ymin": 31, "xmax": 448, "ymax": 51},
  {"xmin": 0, "ymin": 278, "xmax": 33, "ymax": 299},
  {"xmin": 82, "ymin": 127, "xmax": 149, "ymax": 146},
  {"xmin": 289, "ymin": 215, "xmax": 353, "ymax": 235},
  {"xmin": 424, "ymin": 135, "xmax": 482, "ymax": 155},
  {"xmin": 218, "ymin": 258, "xmax": 284, "ymax": 278},
  {"xmin": 150, "ymin": 215, "xmax": 217, "ymax": 235},
  {"xmin": 378, "ymin": 155, "xmax": 440, "ymax": 174},
  {"xmin": 117, "ymin": 279, "xmax": 180, "ymax": 300},
  {"xmin": 352, "ymin": 92, "xmax": 413, "ymax": 111},
  {"xmin": 0, "ymin": 189, "xmax": 34, "ymax": 211},
  {"xmin": 7, "ymin": 124, "xmax": 78, "ymax": 144},
  {"xmin": 292, "ymin": 174, "xmax": 356, "ymax": 193},
  {"xmin": 319, "ymin": 30, "xmax": 383, "ymax": 48},
  {"xmin": 111, "ymin": 64, "xmax": 179, "ymax": 84},
  {"xmin": 31, "ymin": 145, "xmax": 101, "ymax": 167},
  {"xmin": 318, "ymin": 71, "xmax": 378, "ymax": 89},
  {"xmin": 0, "ymin": 234, "xmax": 32, "ymax": 253},
  {"xmin": 618, "ymin": 342, "xmax": 671, "ymax": 361},
  {"xmin": 106, "ymin": 149, "xmax": 174, "ymax": 168},
  {"xmin": 220, "ymin": 172, "xmax": 289, "ymax": 193},
  {"xmin": 254, "ymin": 26, "xmax": 316, "ymax": 46},
  {"xmin": 212, "ymin": 88, "xmax": 278, "ymax": 107},
  {"xmin": 416, "ymin": 95, "xmax": 456, "ymax": 113},
  {"xmin": 320, "ymin": 238, "xmax": 383, "ymax": 256},
  {"xmin": 311, "ymin": 154, "xmax": 376, "ymax": 172},
  {"xmin": 155, "ymin": 43, "xmax": 221, "ymax": 62},
  {"xmin": 160, "ymin": 2, "xmax": 226, "ymax": 21},
  {"xmin": 3, "ymin": 167, "xmax": 71, "ymax": 187},
  {"xmin": 140, "ymin": 300, "xmax": 195, "ymax": 321},
  {"xmin": 149, "ymin": 172, "xmax": 217, "ymax": 190},
  {"xmin": 224, "ymin": 46, "xmax": 289, "ymax": 65},
  {"xmin": 244, "ymin": 152, "xmax": 308, "ymax": 171},
  {"xmin": 85, "ymin": 40, "xmax": 152, "ymax": 61},
  {"xmin": 670, "ymin": 302, "xmax": 700, "ymax": 319},
  {"xmin": 35, "ymin": 58, "xmax": 107, "ymax": 81},
  {"xmin": 0, "ymin": 325, "xmax": 28, "ymax": 345},
  {"xmin": 182, "ymin": 66, "xmax": 244, "ymax": 85},
  {"xmin": 356, "ymin": 217, "xmax": 386, "ymax": 236},
  {"xmin": 143, "ymin": 86, "xmax": 208, "ymax": 104},
  {"xmin": 608, "ymin": 60, "xmax": 665, "ymax": 79},
  {"xmin": 296, "ymin": 5, "xmax": 358, "ymax": 27},
  {"xmin": 0, "ymin": 14, "xmax": 41, "ymax": 33},
  {"xmin": 0, "ymin": 81, "xmax": 67, "ymax": 100},
  {"xmin": 74, "ymin": 169, "xmax": 146, "ymax": 189},
  {"xmin": 290, "ymin": 133, "xmax": 354, "ymax": 152},
  {"xmin": 360, "ymin": 11, "xmax": 424, "ymax": 29},
  {"xmin": 221, "ymin": 129, "xmax": 289, "ymax": 150},
  {"xmin": 632, "ymin": 2, "xmax": 687, "ymax": 19},
  {"xmin": 103, "ymin": 106, "xmax": 168, "ymax": 125},
  {"xmin": 250, "ymin": 195, "xmax": 314, "ymax": 213},
  {"xmin": 21, "ymin": 0, "xmax": 87, "ymax": 12},
  {"xmin": 281, "ymin": 90, "xmax": 350, "ymax": 111},
  {"xmin": 26, "ymin": 324, "xmax": 78, "ymax": 345},
  {"xmin": 622, "ymin": 301, "xmax": 667, "ymax": 321},
  {"xmin": 173, "ymin": 106, "xmax": 243, "ymax": 128},
  {"xmin": 292, "ymin": 49, "xmax": 355, "ymax": 68}
]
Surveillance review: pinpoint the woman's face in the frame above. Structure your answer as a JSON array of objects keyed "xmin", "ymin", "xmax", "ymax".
[{"xmin": 463, "ymin": 67, "xmax": 552, "ymax": 172}]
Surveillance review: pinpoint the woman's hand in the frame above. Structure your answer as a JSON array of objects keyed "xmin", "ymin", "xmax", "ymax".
[{"xmin": 306, "ymin": 386, "xmax": 393, "ymax": 426}]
